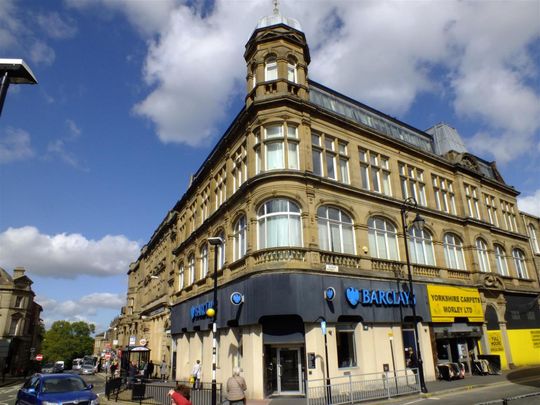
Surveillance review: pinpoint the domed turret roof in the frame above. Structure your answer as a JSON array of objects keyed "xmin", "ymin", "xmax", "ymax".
[{"xmin": 256, "ymin": 1, "xmax": 302, "ymax": 32}]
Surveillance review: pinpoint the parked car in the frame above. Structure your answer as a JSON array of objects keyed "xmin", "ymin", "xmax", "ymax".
[
  {"xmin": 16, "ymin": 373, "xmax": 99, "ymax": 405},
  {"xmin": 81, "ymin": 363, "xmax": 95, "ymax": 375},
  {"xmin": 40, "ymin": 363, "xmax": 55, "ymax": 374},
  {"xmin": 72, "ymin": 358, "xmax": 83, "ymax": 373}
]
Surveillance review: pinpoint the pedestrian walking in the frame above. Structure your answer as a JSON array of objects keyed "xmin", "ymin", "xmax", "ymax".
[
  {"xmin": 128, "ymin": 361, "xmax": 137, "ymax": 388},
  {"xmin": 146, "ymin": 359, "xmax": 154, "ymax": 379},
  {"xmin": 191, "ymin": 360, "xmax": 202, "ymax": 390},
  {"xmin": 226, "ymin": 367, "xmax": 247, "ymax": 405},
  {"xmin": 160, "ymin": 359, "xmax": 168, "ymax": 381},
  {"xmin": 110, "ymin": 361, "xmax": 117, "ymax": 378}
]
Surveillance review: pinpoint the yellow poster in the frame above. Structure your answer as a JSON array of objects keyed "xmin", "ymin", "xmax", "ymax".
[
  {"xmin": 427, "ymin": 285, "xmax": 483, "ymax": 322},
  {"xmin": 487, "ymin": 330, "xmax": 508, "ymax": 369}
]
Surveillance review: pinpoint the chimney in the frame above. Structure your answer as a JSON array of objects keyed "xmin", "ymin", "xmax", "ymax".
[{"xmin": 13, "ymin": 267, "xmax": 26, "ymax": 279}]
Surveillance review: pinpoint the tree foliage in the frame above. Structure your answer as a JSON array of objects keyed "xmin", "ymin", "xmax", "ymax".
[{"xmin": 42, "ymin": 321, "xmax": 95, "ymax": 364}]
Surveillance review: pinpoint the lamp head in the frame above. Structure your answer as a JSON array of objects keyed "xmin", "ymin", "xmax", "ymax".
[{"xmin": 412, "ymin": 213, "xmax": 425, "ymax": 232}]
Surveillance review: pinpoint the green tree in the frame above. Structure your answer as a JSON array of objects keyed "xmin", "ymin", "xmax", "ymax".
[{"xmin": 42, "ymin": 321, "xmax": 95, "ymax": 365}]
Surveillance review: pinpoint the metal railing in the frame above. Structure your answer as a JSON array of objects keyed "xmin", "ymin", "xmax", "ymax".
[
  {"xmin": 305, "ymin": 369, "xmax": 420, "ymax": 405},
  {"xmin": 143, "ymin": 381, "xmax": 222, "ymax": 405}
]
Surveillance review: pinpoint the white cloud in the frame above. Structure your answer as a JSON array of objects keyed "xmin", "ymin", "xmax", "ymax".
[
  {"xmin": 0, "ymin": 127, "xmax": 34, "ymax": 163},
  {"xmin": 46, "ymin": 119, "xmax": 87, "ymax": 170},
  {"xmin": 37, "ymin": 292, "xmax": 125, "ymax": 330},
  {"xmin": 0, "ymin": 226, "xmax": 140, "ymax": 278},
  {"xmin": 65, "ymin": 1, "xmax": 539, "ymax": 163},
  {"xmin": 518, "ymin": 189, "xmax": 540, "ymax": 217},
  {"xmin": 36, "ymin": 11, "xmax": 77, "ymax": 39},
  {"xmin": 29, "ymin": 40, "xmax": 56, "ymax": 65}
]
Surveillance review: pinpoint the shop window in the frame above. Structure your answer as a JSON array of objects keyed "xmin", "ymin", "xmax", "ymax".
[
  {"xmin": 233, "ymin": 216, "xmax": 247, "ymax": 260},
  {"xmin": 317, "ymin": 206, "xmax": 355, "ymax": 254},
  {"xmin": 336, "ymin": 324, "xmax": 357, "ymax": 368},
  {"xmin": 443, "ymin": 233, "xmax": 466, "ymax": 270},
  {"xmin": 409, "ymin": 227, "xmax": 435, "ymax": 266},
  {"xmin": 367, "ymin": 217, "xmax": 399, "ymax": 260},
  {"xmin": 476, "ymin": 238, "xmax": 491, "ymax": 273},
  {"xmin": 257, "ymin": 199, "xmax": 302, "ymax": 248}
]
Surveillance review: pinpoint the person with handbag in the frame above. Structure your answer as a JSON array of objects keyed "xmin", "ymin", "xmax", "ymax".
[{"xmin": 226, "ymin": 367, "xmax": 247, "ymax": 405}]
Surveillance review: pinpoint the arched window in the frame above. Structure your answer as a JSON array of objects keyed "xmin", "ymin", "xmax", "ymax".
[
  {"xmin": 409, "ymin": 227, "xmax": 435, "ymax": 265},
  {"xmin": 233, "ymin": 216, "xmax": 247, "ymax": 260},
  {"xmin": 494, "ymin": 244, "xmax": 509, "ymax": 276},
  {"xmin": 368, "ymin": 217, "xmax": 398, "ymax": 260},
  {"xmin": 443, "ymin": 233, "xmax": 466, "ymax": 270},
  {"xmin": 9, "ymin": 314, "xmax": 22, "ymax": 336},
  {"xmin": 512, "ymin": 248, "xmax": 528, "ymax": 279},
  {"xmin": 476, "ymin": 238, "xmax": 491, "ymax": 272},
  {"xmin": 317, "ymin": 206, "xmax": 355, "ymax": 254},
  {"xmin": 200, "ymin": 244, "xmax": 208, "ymax": 279},
  {"xmin": 258, "ymin": 199, "xmax": 302, "ymax": 248},
  {"xmin": 178, "ymin": 263, "xmax": 184, "ymax": 291},
  {"xmin": 188, "ymin": 254, "xmax": 195, "ymax": 285},
  {"xmin": 217, "ymin": 231, "xmax": 225, "ymax": 270},
  {"xmin": 529, "ymin": 224, "xmax": 540, "ymax": 254},
  {"xmin": 265, "ymin": 56, "xmax": 277, "ymax": 81},
  {"xmin": 287, "ymin": 58, "xmax": 297, "ymax": 83}
]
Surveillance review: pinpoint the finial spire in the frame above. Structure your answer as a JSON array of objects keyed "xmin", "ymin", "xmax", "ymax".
[{"xmin": 273, "ymin": 0, "xmax": 280, "ymax": 15}]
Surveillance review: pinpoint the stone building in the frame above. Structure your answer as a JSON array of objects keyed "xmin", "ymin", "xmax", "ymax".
[
  {"xmin": 0, "ymin": 267, "xmax": 43, "ymax": 375},
  {"xmin": 112, "ymin": 7, "xmax": 540, "ymax": 399}
]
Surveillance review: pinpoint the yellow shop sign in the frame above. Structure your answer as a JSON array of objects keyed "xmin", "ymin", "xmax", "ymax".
[{"xmin": 427, "ymin": 285, "xmax": 483, "ymax": 322}]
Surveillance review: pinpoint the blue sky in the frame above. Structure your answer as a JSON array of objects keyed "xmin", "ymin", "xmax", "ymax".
[{"xmin": 1, "ymin": 0, "xmax": 539, "ymax": 332}]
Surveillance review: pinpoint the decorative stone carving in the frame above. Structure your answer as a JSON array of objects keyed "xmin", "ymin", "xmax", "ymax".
[{"xmin": 482, "ymin": 273, "xmax": 505, "ymax": 290}]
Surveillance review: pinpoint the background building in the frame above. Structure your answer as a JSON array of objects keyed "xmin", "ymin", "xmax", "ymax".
[
  {"xmin": 0, "ymin": 267, "xmax": 43, "ymax": 375},
  {"xmin": 111, "ymin": 8, "xmax": 540, "ymax": 399}
]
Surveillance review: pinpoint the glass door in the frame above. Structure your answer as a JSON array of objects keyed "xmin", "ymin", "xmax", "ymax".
[{"xmin": 277, "ymin": 348, "xmax": 302, "ymax": 394}]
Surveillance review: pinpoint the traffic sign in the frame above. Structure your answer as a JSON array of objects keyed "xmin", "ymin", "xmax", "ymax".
[{"xmin": 35, "ymin": 354, "xmax": 43, "ymax": 361}]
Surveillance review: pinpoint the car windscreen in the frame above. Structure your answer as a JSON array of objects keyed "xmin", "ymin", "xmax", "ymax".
[{"xmin": 42, "ymin": 377, "xmax": 86, "ymax": 393}]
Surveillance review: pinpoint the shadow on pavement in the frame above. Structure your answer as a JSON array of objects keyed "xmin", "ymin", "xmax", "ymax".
[{"xmin": 506, "ymin": 366, "xmax": 540, "ymax": 388}]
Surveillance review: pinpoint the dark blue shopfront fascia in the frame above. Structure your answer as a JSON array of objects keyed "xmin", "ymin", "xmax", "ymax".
[{"xmin": 170, "ymin": 272, "xmax": 431, "ymax": 334}]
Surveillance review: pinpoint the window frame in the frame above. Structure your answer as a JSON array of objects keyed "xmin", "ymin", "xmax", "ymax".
[
  {"xmin": 360, "ymin": 149, "xmax": 392, "ymax": 196},
  {"xmin": 336, "ymin": 324, "xmax": 357, "ymax": 369},
  {"xmin": 512, "ymin": 248, "xmax": 528, "ymax": 279},
  {"xmin": 265, "ymin": 56, "xmax": 277, "ymax": 81},
  {"xmin": 443, "ymin": 233, "xmax": 467, "ymax": 270},
  {"xmin": 476, "ymin": 238, "xmax": 491, "ymax": 273},
  {"xmin": 408, "ymin": 227, "xmax": 436, "ymax": 266},
  {"xmin": 233, "ymin": 215, "xmax": 247, "ymax": 261},
  {"xmin": 257, "ymin": 199, "xmax": 303, "ymax": 249},
  {"xmin": 367, "ymin": 217, "xmax": 399, "ymax": 260},
  {"xmin": 494, "ymin": 244, "xmax": 509, "ymax": 276},
  {"xmin": 317, "ymin": 206, "xmax": 356, "ymax": 254}
]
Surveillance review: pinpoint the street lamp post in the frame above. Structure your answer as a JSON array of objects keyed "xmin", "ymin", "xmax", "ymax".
[
  {"xmin": 207, "ymin": 236, "xmax": 223, "ymax": 405},
  {"xmin": 400, "ymin": 197, "xmax": 428, "ymax": 393},
  {"xmin": 316, "ymin": 316, "xmax": 331, "ymax": 404},
  {"xmin": 0, "ymin": 59, "xmax": 38, "ymax": 116}
]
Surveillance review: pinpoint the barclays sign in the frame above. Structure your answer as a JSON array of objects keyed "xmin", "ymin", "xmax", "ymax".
[
  {"xmin": 346, "ymin": 287, "xmax": 415, "ymax": 307},
  {"xmin": 190, "ymin": 300, "xmax": 214, "ymax": 321}
]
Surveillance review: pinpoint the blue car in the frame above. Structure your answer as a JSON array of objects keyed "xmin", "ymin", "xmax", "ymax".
[{"xmin": 16, "ymin": 373, "xmax": 99, "ymax": 405}]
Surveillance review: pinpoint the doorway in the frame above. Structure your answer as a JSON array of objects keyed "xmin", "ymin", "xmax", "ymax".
[{"xmin": 265, "ymin": 346, "xmax": 303, "ymax": 395}]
